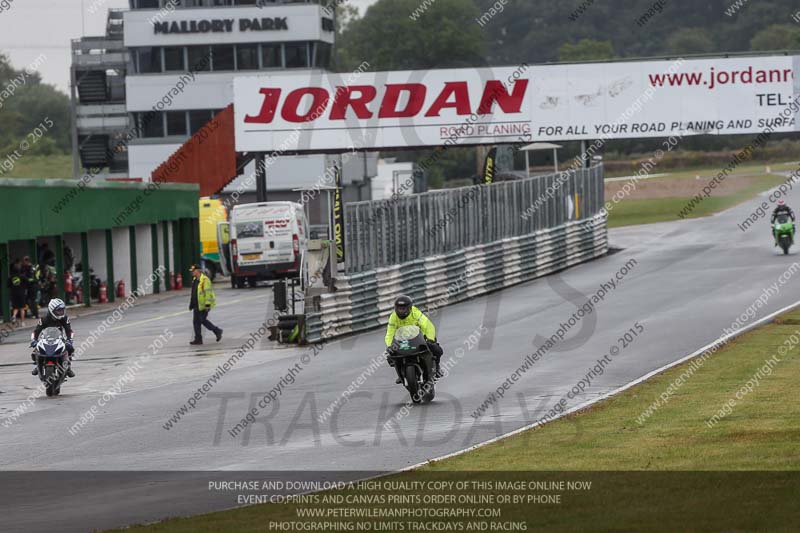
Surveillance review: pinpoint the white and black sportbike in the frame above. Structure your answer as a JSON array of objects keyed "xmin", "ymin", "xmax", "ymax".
[{"xmin": 32, "ymin": 327, "xmax": 71, "ymax": 397}]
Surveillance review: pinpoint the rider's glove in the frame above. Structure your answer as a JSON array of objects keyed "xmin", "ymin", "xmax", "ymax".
[{"xmin": 29, "ymin": 340, "xmax": 36, "ymax": 348}]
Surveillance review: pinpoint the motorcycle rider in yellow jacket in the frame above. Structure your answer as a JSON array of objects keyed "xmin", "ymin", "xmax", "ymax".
[{"xmin": 385, "ymin": 295, "xmax": 443, "ymax": 383}]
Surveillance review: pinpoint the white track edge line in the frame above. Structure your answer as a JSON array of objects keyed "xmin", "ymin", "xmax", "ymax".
[{"xmin": 399, "ymin": 297, "xmax": 800, "ymax": 472}]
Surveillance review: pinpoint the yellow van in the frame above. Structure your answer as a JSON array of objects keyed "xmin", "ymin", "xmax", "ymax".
[{"xmin": 199, "ymin": 197, "xmax": 228, "ymax": 280}]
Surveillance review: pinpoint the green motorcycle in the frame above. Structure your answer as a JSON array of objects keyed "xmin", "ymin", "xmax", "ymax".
[{"xmin": 773, "ymin": 213, "xmax": 795, "ymax": 255}]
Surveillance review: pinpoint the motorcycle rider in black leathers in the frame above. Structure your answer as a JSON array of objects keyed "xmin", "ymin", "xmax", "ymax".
[
  {"xmin": 770, "ymin": 199, "xmax": 796, "ymax": 245},
  {"xmin": 30, "ymin": 298, "xmax": 75, "ymax": 378}
]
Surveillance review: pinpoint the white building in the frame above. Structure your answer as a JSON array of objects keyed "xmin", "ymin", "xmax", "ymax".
[{"xmin": 71, "ymin": 0, "xmax": 375, "ymax": 202}]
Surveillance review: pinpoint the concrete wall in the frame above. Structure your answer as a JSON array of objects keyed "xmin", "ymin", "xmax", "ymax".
[
  {"xmin": 155, "ymin": 224, "xmax": 166, "ymax": 293},
  {"xmin": 87, "ymin": 230, "xmax": 107, "ymax": 283},
  {"xmin": 63, "ymin": 234, "xmax": 81, "ymax": 272},
  {"xmin": 134, "ymin": 224, "xmax": 153, "ymax": 295},
  {"xmin": 112, "ymin": 227, "xmax": 131, "ymax": 297}
]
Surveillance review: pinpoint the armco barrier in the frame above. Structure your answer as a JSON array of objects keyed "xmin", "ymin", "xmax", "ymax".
[{"xmin": 305, "ymin": 214, "xmax": 607, "ymax": 343}]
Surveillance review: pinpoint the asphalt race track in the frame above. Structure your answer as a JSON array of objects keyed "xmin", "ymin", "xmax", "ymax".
[{"xmin": 2, "ymin": 178, "xmax": 799, "ymax": 532}]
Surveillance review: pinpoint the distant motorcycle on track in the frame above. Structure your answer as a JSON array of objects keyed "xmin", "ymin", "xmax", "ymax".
[
  {"xmin": 773, "ymin": 213, "xmax": 795, "ymax": 255},
  {"xmin": 387, "ymin": 325, "xmax": 436, "ymax": 404}
]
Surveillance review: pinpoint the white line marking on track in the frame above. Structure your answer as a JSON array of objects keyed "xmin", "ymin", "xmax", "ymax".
[
  {"xmin": 107, "ymin": 294, "xmax": 264, "ymax": 332},
  {"xmin": 401, "ymin": 297, "xmax": 800, "ymax": 471}
]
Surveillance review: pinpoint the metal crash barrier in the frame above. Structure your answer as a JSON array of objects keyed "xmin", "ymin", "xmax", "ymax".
[{"xmin": 305, "ymin": 213, "xmax": 608, "ymax": 343}]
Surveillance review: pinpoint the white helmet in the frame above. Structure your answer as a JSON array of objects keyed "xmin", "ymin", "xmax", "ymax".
[{"xmin": 48, "ymin": 298, "xmax": 66, "ymax": 319}]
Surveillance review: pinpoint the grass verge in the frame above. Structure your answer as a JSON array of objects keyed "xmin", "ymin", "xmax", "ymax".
[
  {"xmin": 0, "ymin": 153, "xmax": 72, "ymax": 179},
  {"xmin": 112, "ymin": 307, "xmax": 800, "ymax": 532},
  {"xmin": 607, "ymin": 173, "xmax": 787, "ymax": 227}
]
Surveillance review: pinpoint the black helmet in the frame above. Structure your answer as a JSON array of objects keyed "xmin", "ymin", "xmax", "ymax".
[{"xmin": 394, "ymin": 295, "xmax": 412, "ymax": 319}]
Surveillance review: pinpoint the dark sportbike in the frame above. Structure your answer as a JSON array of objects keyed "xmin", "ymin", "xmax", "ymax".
[
  {"xmin": 33, "ymin": 327, "xmax": 70, "ymax": 397},
  {"xmin": 387, "ymin": 325, "xmax": 436, "ymax": 404}
]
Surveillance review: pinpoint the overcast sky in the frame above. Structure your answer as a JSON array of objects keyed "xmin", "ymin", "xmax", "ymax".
[{"xmin": 0, "ymin": 0, "xmax": 377, "ymax": 94}]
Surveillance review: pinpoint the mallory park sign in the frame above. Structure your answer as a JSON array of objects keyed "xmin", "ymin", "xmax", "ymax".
[{"xmin": 153, "ymin": 17, "xmax": 288, "ymax": 35}]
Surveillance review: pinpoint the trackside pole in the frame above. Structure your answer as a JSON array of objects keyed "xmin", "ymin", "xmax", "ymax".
[
  {"xmin": 255, "ymin": 153, "xmax": 267, "ymax": 203},
  {"xmin": 581, "ymin": 140, "xmax": 589, "ymax": 168}
]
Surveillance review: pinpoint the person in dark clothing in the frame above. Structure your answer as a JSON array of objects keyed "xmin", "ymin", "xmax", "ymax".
[
  {"xmin": 189, "ymin": 265, "xmax": 222, "ymax": 346},
  {"xmin": 63, "ymin": 245, "xmax": 75, "ymax": 273},
  {"xmin": 30, "ymin": 298, "xmax": 75, "ymax": 377},
  {"xmin": 22, "ymin": 256, "xmax": 38, "ymax": 319},
  {"xmin": 8, "ymin": 259, "xmax": 27, "ymax": 326},
  {"xmin": 37, "ymin": 264, "xmax": 56, "ymax": 305},
  {"xmin": 770, "ymin": 199, "xmax": 796, "ymax": 245},
  {"xmin": 38, "ymin": 243, "xmax": 55, "ymax": 267}
]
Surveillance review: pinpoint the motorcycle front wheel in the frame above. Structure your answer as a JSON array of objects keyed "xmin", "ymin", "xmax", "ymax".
[
  {"xmin": 44, "ymin": 366, "xmax": 56, "ymax": 397},
  {"xmin": 404, "ymin": 365, "xmax": 421, "ymax": 403}
]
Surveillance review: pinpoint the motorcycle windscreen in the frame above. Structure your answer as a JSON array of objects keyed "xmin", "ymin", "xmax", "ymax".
[
  {"xmin": 40, "ymin": 327, "xmax": 64, "ymax": 357},
  {"xmin": 394, "ymin": 325, "xmax": 421, "ymax": 341},
  {"xmin": 216, "ymin": 221, "xmax": 231, "ymax": 276},
  {"xmin": 776, "ymin": 214, "xmax": 791, "ymax": 224}
]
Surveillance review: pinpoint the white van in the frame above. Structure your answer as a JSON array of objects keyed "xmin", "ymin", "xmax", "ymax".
[{"xmin": 224, "ymin": 202, "xmax": 308, "ymax": 288}]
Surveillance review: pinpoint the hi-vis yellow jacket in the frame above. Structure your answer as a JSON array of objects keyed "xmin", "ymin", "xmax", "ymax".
[
  {"xmin": 197, "ymin": 273, "xmax": 217, "ymax": 310},
  {"xmin": 385, "ymin": 306, "xmax": 436, "ymax": 347}
]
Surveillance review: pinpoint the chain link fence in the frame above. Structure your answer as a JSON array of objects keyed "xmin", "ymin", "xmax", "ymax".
[{"xmin": 343, "ymin": 165, "xmax": 604, "ymax": 274}]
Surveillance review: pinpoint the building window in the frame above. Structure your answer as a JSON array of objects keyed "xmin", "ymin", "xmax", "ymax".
[
  {"xmin": 166, "ymin": 111, "xmax": 188, "ymax": 136},
  {"xmin": 137, "ymin": 48, "xmax": 162, "ymax": 73},
  {"xmin": 140, "ymin": 112, "xmax": 164, "ymax": 138},
  {"xmin": 236, "ymin": 44, "xmax": 259, "ymax": 70},
  {"xmin": 163, "ymin": 47, "xmax": 185, "ymax": 72},
  {"xmin": 134, "ymin": 0, "xmax": 159, "ymax": 7},
  {"xmin": 188, "ymin": 46, "xmax": 212, "ymax": 72},
  {"xmin": 285, "ymin": 43, "xmax": 309, "ymax": 68},
  {"xmin": 211, "ymin": 45, "xmax": 235, "ymax": 71},
  {"xmin": 189, "ymin": 110, "xmax": 213, "ymax": 135},
  {"xmin": 314, "ymin": 43, "xmax": 331, "ymax": 68},
  {"xmin": 262, "ymin": 44, "xmax": 282, "ymax": 68}
]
